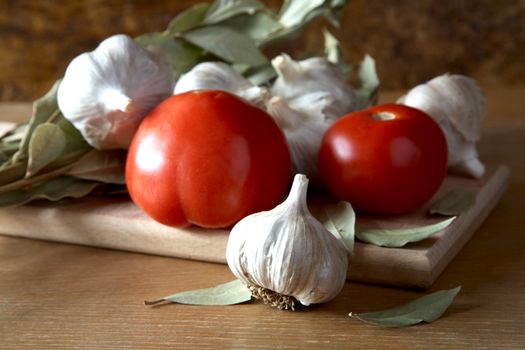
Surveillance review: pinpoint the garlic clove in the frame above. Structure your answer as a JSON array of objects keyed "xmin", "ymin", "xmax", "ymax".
[
  {"xmin": 270, "ymin": 54, "xmax": 356, "ymax": 121},
  {"xmin": 265, "ymin": 54, "xmax": 356, "ymax": 182},
  {"xmin": 57, "ymin": 34, "xmax": 175, "ymax": 150},
  {"xmin": 267, "ymin": 96, "xmax": 329, "ymax": 181},
  {"xmin": 402, "ymin": 74, "xmax": 486, "ymax": 178},
  {"xmin": 226, "ymin": 174, "xmax": 348, "ymax": 309},
  {"xmin": 173, "ymin": 62, "xmax": 269, "ymax": 108}
]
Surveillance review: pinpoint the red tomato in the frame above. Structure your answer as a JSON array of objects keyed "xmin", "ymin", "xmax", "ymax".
[
  {"xmin": 318, "ymin": 103, "xmax": 447, "ymax": 214},
  {"xmin": 126, "ymin": 90, "xmax": 291, "ymax": 228}
]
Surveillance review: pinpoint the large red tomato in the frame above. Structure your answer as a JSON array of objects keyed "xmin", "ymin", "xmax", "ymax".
[
  {"xmin": 126, "ymin": 90, "xmax": 291, "ymax": 228},
  {"xmin": 318, "ymin": 103, "xmax": 447, "ymax": 214}
]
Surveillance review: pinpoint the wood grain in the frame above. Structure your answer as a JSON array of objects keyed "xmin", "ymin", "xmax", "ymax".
[
  {"xmin": 0, "ymin": 86, "xmax": 524, "ymax": 349},
  {"xmin": 0, "ymin": 160, "xmax": 509, "ymax": 288}
]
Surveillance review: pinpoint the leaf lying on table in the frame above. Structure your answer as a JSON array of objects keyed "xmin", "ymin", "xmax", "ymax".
[
  {"xmin": 429, "ymin": 188, "xmax": 477, "ymax": 216},
  {"xmin": 349, "ymin": 286, "xmax": 461, "ymax": 327},
  {"xmin": 356, "ymin": 216, "xmax": 456, "ymax": 248},
  {"xmin": 144, "ymin": 279, "xmax": 252, "ymax": 306}
]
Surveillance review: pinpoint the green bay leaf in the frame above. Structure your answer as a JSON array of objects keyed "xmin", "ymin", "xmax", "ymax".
[
  {"xmin": 356, "ymin": 216, "xmax": 456, "ymax": 248},
  {"xmin": 349, "ymin": 286, "xmax": 461, "ymax": 327},
  {"xmin": 26, "ymin": 123, "xmax": 67, "ymax": 178},
  {"xmin": 204, "ymin": 0, "xmax": 266, "ymax": 25},
  {"xmin": 145, "ymin": 279, "xmax": 251, "ymax": 306},
  {"xmin": 166, "ymin": 3, "xmax": 211, "ymax": 34},
  {"xmin": 13, "ymin": 80, "xmax": 62, "ymax": 164},
  {"xmin": 0, "ymin": 176, "xmax": 99, "ymax": 207},
  {"xmin": 278, "ymin": 0, "xmax": 325, "ymax": 28},
  {"xmin": 67, "ymin": 149, "xmax": 126, "ymax": 184},
  {"xmin": 323, "ymin": 29, "xmax": 353, "ymax": 77},
  {"xmin": 323, "ymin": 201, "xmax": 355, "ymax": 254},
  {"xmin": 135, "ymin": 33, "xmax": 203, "ymax": 76},
  {"xmin": 220, "ymin": 12, "xmax": 281, "ymax": 44},
  {"xmin": 430, "ymin": 189, "xmax": 477, "ymax": 216},
  {"xmin": 183, "ymin": 25, "xmax": 268, "ymax": 66},
  {"xmin": 355, "ymin": 54, "xmax": 380, "ymax": 109}
]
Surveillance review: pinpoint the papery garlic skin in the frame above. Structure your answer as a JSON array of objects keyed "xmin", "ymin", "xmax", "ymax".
[
  {"xmin": 401, "ymin": 74, "xmax": 485, "ymax": 178},
  {"xmin": 58, "ymin": 34, "xmax": 175, "ymax": 150},
  {"xmin": 267, "ymin": 54, "xmax": 356, "ymax": 182},
  {"xmin": 267, "ymin": 96, "xmax": 329, "ymax": 180},
  {"xmin": 174, "ymin": 62, "xmax": 268, "ymax": 108},
  {"xmin": 270, "ymin": 54, "xmax": 356, "ymax": 122},
  {"xmin": 227, "ymin": 174, "xmax": 348, "ymax": 307}
]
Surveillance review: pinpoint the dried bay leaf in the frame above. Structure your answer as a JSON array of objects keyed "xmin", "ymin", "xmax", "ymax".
[
  {"xmin": 323, "ymin": 29, "xmax": 353, "ymax": 77},
  {"xmin": 323, "ymin": 201, "xmax": 355, "ymax": 254},
  {"xmin": 356, "ymin": 216, "xmax": 456, "ymax": 248},
  {"xmin": 0, "ymin": 160, "xmax": 27, "ymax": 186},
  {"xmin": 430, "ymin": 189, "xmax": 477, "ymax": 216},
  {"xmin": 183, "ymin": 25, "xmax": 268, "ymax": 66},
  {"xmin": 355, "ymin": 54, "xmax": 380, "ymax": 109},
  {"xmin": 135, "ymin": 33, "xmax": 203, "ymax": 77},
  {"xmin": 26, "ymin": 123, "xmax": 66, "ymax": 178},
  {"xmin": 67, "ymin": 149, "xmax": 126, "ymax": 184},
  {"xmin": 278, "ymin": 0, "xmax": 325, "ymax": 28},
  {"xmin": 145, "ymin": 280, "xmax": 251, "ymax": 306},
  {"xmin": 0, "ymin": 176, "xmax": 99, "ymax": 207},
  {"xmin": 13, "ymin": 80, "xmax": 62, "ymax": 164},
  {"xmin": 166, "ymin": 3, "xmax": 211, "ymax": 34},
  {"xmin": 204, "ymin": 0, "xmax": 266, "ymax": 25},
  {"xmin": 221, "ymin": 12, "xmax": 281, "ymax": 44},
  {"xmin": 349, "ymin": 286, "xmax": 461, "ymax": 327}
]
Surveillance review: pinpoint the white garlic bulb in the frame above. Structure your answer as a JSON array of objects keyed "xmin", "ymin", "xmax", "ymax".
[
  {"xmin": 227, "ymin": 174, "xmax": 348, "ymax": 310},
  {"xmin": 270, "ymin": 54, "xmax": 356, "ymax": 122},
  {"xmin": 264, "ymin": 55, "xmax": 355, "ymax": 183},
  {"xmin": 267, "ymin": 96, "xmax": 330, "ymax": 181},
  {"xmin": 401, "ymin": 74, "xmax": 486, "ymax": 178},
  {"xmin": 58, "ymin": 34, "xmax": 175, "ymax": 150},
  {"xmin": 174, "ymin": 62, "xmax": 268, "ymax": 108}
]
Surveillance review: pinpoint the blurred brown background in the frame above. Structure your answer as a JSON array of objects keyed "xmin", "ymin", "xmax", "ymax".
[{"xmin": 0, "ymin": 0, "xmax": 524, "ymax": 101}]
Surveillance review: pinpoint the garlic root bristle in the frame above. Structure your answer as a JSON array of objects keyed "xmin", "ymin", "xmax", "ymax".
[{"xmin": 248, "ymin": 285, "xmax": 297, "ymax": 311}]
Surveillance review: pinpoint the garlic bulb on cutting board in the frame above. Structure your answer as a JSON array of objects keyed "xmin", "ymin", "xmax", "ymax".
[
  {"xmin": 227, "ymin": 174, "xmax": 348, "ymax": 310},
  {"xmin": 58, "ymin": 34, "xmax": 175, "ymax": 150},
  {"xmin": 173, "ymin": 62, "xmax": 268, "ymax": 108},
  {"xmin": 400, "ymin": 74, "xmax": 486, "ymax": 178}
]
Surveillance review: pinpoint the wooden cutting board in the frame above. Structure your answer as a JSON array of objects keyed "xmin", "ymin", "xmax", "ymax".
[{"xmin": 0, "ymin": 161, "xmax": 509, "ymax": 288}]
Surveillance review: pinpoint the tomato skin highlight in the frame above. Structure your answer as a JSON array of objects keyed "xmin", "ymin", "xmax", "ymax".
[
  {"xmin": 318, "ymin": 104, "xmax": 448, "ymax": 214},
  {"xmin": 126, "ymin": 90, "xmax": 292, "ymax": 228}
]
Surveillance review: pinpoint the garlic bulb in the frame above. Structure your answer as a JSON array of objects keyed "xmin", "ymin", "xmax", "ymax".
[
  {"xmin": 174, "ymin": 62, "xmax": 268, "ymax": 108},
  {"xmin": 400, "ymin": 74, "xmax": 485, "ymax": 178},
  {"xmin": 267, "ymin": 54, "xmax": 356, "ymax": 182},
  {"xmin": 227, "ymin": 174, "xmax": 348, "ymax": 310},
  {"xmin": 267, "ymin": 96, "xmax": 329, "ymax": 180},
  {"xmin": 270, "ymin": 54, "xmax": 356, "ymax": 122},
  {"xmin": 58, "ymin": 34, "xmax": 175, "ymax": 150}
]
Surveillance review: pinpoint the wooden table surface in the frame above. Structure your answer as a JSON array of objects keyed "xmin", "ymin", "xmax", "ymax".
[{"xmin": 1, "ymin": 87, "xmax": 524, "ymax": 349}]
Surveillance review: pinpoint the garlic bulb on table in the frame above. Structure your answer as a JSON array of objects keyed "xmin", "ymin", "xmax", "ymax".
[
  {"xmin": 267, "ymin": 54, "xmax": 356, "ymax": 182},
  {"xmin": 227, "ymin": 174, "xmax": 348, "ymax": 310},
  {"xmin": 173, "ymin": 62, "xmax": 268, "ymax": 108},
  {"xmin": 58, "ymin": 34, "xmax": 175, "ymax": 150},
  {"xmin": 400, "ymin": 74, "xmax": 486, "ymax": 178}
]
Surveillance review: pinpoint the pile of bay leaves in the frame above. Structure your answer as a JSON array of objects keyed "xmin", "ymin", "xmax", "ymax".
[{"xmin": 0, "ymin": 0, "xmax": 376, "ymax": 207}]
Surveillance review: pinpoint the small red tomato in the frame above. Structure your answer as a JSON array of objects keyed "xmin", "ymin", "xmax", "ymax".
[
  {"xmin": 126, "ymin": 90, "xmax": 291, "ymax": 228},
  {"xmin": 318, "ymin": 103, "xmax": 447, "ymax": 214}
]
